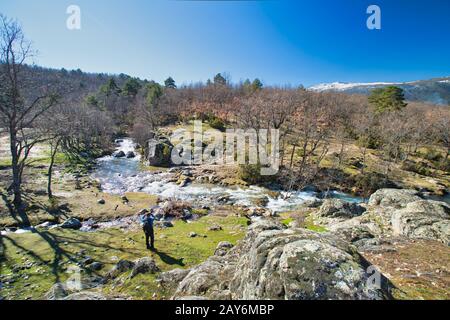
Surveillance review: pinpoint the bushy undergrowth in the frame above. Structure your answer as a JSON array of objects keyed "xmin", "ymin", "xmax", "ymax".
[{"xmin": 354, "ymin": 172, "xmax": 394, "ymax": 197}]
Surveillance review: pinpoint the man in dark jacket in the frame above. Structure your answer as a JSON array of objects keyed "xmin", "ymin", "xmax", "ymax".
[{"xmin": 139, "ymin": 211, "xmax": 155, "ymax": 250}]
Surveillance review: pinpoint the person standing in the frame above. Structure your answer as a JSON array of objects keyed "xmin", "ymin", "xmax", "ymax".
[{"xmin": 139, "ymin": 211, "xmax": 155, "ymax": 250}]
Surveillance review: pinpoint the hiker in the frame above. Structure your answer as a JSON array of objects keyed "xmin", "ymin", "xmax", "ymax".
[{"xmin": 139, "ymin": 210, "xmax": 155, "ymax": 250}]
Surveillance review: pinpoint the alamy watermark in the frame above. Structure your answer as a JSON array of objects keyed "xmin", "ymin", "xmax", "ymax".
[
  {"xmin": 65, "ymin": 5, "xmax": 380, "ymax": 31},
  {"xmin": 66, "ymin": 5, "xmax": 81, "ymax": 30},
  {"xmin": 66, "ymin": 265, "xmax": 82, "ymax": 291},
  {"xmin": 152, "ymin": 121, "xmax": 280, "ymax": 175},
  {"xmin": 367, "ymin": 5, "xmax": 381, "ymax": 30},
  {"xmin": 366, "ymin": 265, "xmax": 382, "ymax": 290}
]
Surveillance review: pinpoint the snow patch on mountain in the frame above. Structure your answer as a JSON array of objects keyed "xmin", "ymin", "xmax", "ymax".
[{"xmin": 309, "ymin": 82, "xmax": 400, "ymax": 92}]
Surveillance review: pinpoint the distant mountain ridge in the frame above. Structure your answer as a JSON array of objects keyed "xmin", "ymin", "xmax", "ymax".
[{"xmin": 309, "ymin": 77, "xmax": 450, "ymax": 105}]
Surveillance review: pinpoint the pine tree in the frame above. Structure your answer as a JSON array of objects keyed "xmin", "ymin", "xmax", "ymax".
[
  {"xmin": 122, "ymin": 78, "xmax": 142, "ymax": 97},
  {"xmin": 100, "ymin": 78, "xmax": 120, "ymax": 96},
  {"xmin": 213, "ymin": 73, "xmax": 227, "ymax": 86},
  {"xmin": 251, "ymin": 78, "xmax": 263, "ymax": 91},
  {"xmin": 164, "ymin": 76, "xmax": 177, "ymax": 89},
  {"xmin": 368, "ymin": 86, "xmax": 407, "ymax": 113}
]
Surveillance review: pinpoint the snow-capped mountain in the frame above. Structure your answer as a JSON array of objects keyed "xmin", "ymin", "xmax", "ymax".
[{"xmin": 309, "ymin": 77, "xmax": 450, "ymax": 105}]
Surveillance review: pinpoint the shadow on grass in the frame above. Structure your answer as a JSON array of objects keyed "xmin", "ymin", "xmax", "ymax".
[
  {"xmin": 1, "ymin": 191, "xmax": 72, "ymax": 228},
  {"xmin": 153, "ymin": 248, "xmax": 185, "ymax": 267},
  {"xmin": 1, "ymin": 192, "xmax": 31, "ymax": 227},
  {"xmin": 2, "ymin": 229, "xmax": 133, "ymax": 284}
]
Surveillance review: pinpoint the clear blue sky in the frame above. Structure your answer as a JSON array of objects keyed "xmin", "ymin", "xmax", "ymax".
[{"xmin": 1, "ymin": 0, "xmax": 449, "ymax": 86}]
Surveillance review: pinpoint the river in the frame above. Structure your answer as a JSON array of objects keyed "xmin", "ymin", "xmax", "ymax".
[{"xmin": 90, "ymin": 139, "xmax": 364, "ymax": 213}]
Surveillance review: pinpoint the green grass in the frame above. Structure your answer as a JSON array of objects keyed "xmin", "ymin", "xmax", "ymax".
[
  {"xmin": 281, "ymin": 218, "xmax": 294, "ymax": 227},
  {"xmin": 0, "ymin": 215, "xmax": 248, "ymax": 300},
  {"xmin": 303, "ymin": 216, "xmax": 327, "ymax": 233},
  {"xmin": 191, "ymin": 208, "xmax": 209, "ymax": 216}
]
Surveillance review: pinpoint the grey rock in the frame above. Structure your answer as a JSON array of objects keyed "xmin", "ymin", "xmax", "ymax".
[
  {"xmin": 113, "ymin": 151, "xmax": 126, "ymax": 158},
  {"xmin": 172, "ymin": 219, "xmax": 391, "ymax": 300},
  {"xmin": 45, "ymin": 275, "xmax": 103, "ymax": 300},
  {"xmin": 327, "ymin": 190, "xmax": 450, "ymax": 245},
  {"xmin": 60, "ymin": 218, "xmax": 82, "ymax": 230},
  {"xmin": 208, "ymin": 224, "xmax": 223, "ymax": 231},
  {"xmin": 391, "ymin": 200, "xmax": 450, "ymax": 244},
  {"xmin": 214, "ymin": 241, "xmax": 234, "ymax": 256},
  {"xmin": 157, "ymin": 268, "xmax": 190, "ymax": 289},
  {"xmin": 301, "ymin": 198, "xmax": 324, "ymax": 208},
  {"xmin": 106, "ymin": 259, "xmax": 135, "ymax": 280},
  {"xmin": 87, "ymin": 262, "xmax": 103, "ymax": 271},
  {"xmin": 368, "ymin": 189, "xmax": 421, "ymax": 209},
  {"xmin": 145, "ymin": 137, "xmax": 173, "ymax": 167},
  {"xmin": 130, "ymin": 257, "xmax": 160, "ymax": 278},
  {"xmin": 181, "ymin": 170, "xmax": 193, "ymax": 177},
  {"xmin": 251, "ymin": 196, "xmax": 269, "ymax": 207},
  {"xmin": 45, "ymin": 283, "xmax": 68, "ymax": 300},
  {"xmin": 175, "ymin": 296, "xmax": 209, "ymax": 300},
  {"xmin": 317, "ymin": 199, "xmax": 366, "ymax": 219},
  {"xmin": 154, "ymin": 220, "xmax": 174, "ymax": 228},
  {"xmin": 63, "ymin": 292, "xmax": 107, "ymax": 300},
  {"xmin": 179, "ymin": 178, "xmax": 191, "ymax": 188},
  {"xmin": 81, "ymin": 256, "xmax": 94, "ymax": 266},
  {"xmin": 138, "ymin": 208, "xmax": 149, "ymax": 215},
  {"xmin": 126, "ymin": 151, "xmax": 136, "ymax": 158}
]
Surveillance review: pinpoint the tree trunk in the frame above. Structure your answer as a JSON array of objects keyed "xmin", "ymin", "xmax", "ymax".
[
  {"xmin": 338, "ymin": 140, "xmax": 345, "ymax": 167},
  {"xmin": 47, "ymin": 139, "xmax": 61, "ymax": 199},
  {"xmin": 9, "ymin": 129, "xmax": 22, "ymax": 208},
  {"xmin": 289, "ymin": 144, "xmax": 297, "ymax": 169},
  {"xmin": 361, "ymin": 147, "xmax": 367, "ymax": 175}
]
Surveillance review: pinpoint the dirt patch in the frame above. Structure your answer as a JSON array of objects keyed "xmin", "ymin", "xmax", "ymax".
[{"xmin": 361, "ymin": 238, "xmax": 450, "ymax": 300}]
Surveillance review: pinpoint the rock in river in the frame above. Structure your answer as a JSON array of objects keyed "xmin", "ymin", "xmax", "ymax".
[
  {"xmin": 60, "ymin": 218, "xmax": 82, "ymax": 230},
  {"xmin": 126, "ymin": 151, "xmax": 136, "ymax": 158},
  {"xmin": 113, "ymin": 151, "xmax": 126, "ymax": 158},
  {"xmin": 145, "ymin": 136, "xmax": 173, "ymax": 167}
]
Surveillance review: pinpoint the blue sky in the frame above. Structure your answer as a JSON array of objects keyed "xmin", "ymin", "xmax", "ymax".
[{"xmin": 1, "ymin": 0, "xmax": 449, "ymax": 86}]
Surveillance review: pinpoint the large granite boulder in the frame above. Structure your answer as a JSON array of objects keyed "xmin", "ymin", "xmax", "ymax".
[
  {"xmin": 171, "ymin": 219, "xmax": 391, "ymax": 300},
  {"xmin": 368, "ymin": 189, "xmax": 421, "ymax": 209},
  {"xmin": 391, "ymin": 200, "xmax": 450, "ymax": 245},
  {"xmin": 317, "ymin": 199, "xmax": 366, "ymax": 219},
  {"xmin": 326, "ymin": 189, "xmax": 450, "ymax": 245},
  {"xmin": 145, "ymin": 137, "xmax": 173, "ymax": 167}
]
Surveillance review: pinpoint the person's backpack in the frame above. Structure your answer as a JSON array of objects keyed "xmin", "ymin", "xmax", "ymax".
[{"xmin": 142, "ymin": 215, "xmax": 154, "ymax": 228}]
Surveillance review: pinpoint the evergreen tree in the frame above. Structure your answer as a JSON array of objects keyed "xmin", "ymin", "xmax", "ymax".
[
  {"xmin": 251, "ymin": 78, "xmax": 263, "ymax": 91},
  {"xmin": 369, "ymin": 86, "xmax": 407, "ymax": 113},
  {"xmin": 100, "ymin": 78, "xmax": 120, "ymax": 96},
  {"xmin": 146, "ymin": 81, "xmax": 163, "ymax": 106},
  {"xmin": 122, "ymin": 78, "xmax": 142, "ymax": 97},
  {"xmin": 85, "ymin": 94, "xmax": 99, "ymax": 107},
  {"xmin": 214, "ymin": 73, "xmax": 227, "ymax": 86},
  {"xmin": 164, "ymin": 76, "xmax": 177, "ymax": 89},
  {"xmin": 242, "ymin": 79, "xmax": 252, "ymax": 92}
]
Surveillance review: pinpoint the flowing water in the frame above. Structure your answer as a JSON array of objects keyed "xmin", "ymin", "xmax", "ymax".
[{"xmin": 90, "ymin": 139, "xmax": 364, "ymax": 212}]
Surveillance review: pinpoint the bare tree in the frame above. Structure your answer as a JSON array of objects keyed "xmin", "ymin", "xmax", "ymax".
[
  {"xmin": 0, "ymin": 15, "xmax": 58, "ymax": 212},
  {"xmin": 281, "ymin": 92, "xmax": 334, "ymax": 192}
]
